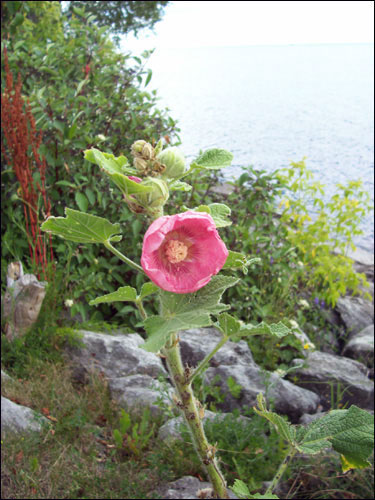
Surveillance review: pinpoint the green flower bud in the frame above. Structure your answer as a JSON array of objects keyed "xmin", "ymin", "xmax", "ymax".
[
  {"xmin": 131, "ymin": 140, "xmax": 147, "ymax": 156},
  {"xmin": 134, "ymin": 177, "xmax": 169, "ymax": 215},
  {"xmin": 156, "ymin": 146, "xmax": 186, "ymax": 179}
]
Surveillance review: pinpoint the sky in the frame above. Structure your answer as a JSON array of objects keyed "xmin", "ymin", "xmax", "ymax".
[{"xmin": 121, "ymin": 0, "xmax": 374, "ymax": 52}]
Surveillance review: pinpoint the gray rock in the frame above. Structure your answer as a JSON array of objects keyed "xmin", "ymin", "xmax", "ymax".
[
  {"xmin": 179, "ymin": 327, "xmax": 255, "ymax": 368},
  {"xmin": 203, "ymin": 364, "xmax": 319, "ymax": 423},
  {"xmin": 153, "ymin": 475, "xmax": 238, "ymax": 499},
  {"xmin": 343, "ymin": 324, "xmax": 374, "ymax": 367},
  {"xmin": 65, "ymin": 330, "xmax": 167, "ymax": 382},
  {"xmin": 158, "ymin": 409, "xmax": 252, "ymax": 443},
  {"xmin": 336, "ymin": 295, "xmax": 374, "ymax": 336},
  {"xmin": 211, "ymin": 182, "xmax": 235, "ymax": 196},
  {"xmin": 1, "ymin": 369, "xmax": 13, "ymax": 384},
  {"xmin": 108, "ymin": 374, "xmax": 175, "ymax": 421},
  {"xmin": 1, "ymin": 396, "xmax": 49, "ymax": 435},
  {"xmin": 290, "ymin": 350, "xmax": 374, "ymax": 410}
]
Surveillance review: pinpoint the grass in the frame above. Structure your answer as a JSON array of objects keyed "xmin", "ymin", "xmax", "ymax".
[{"xmin": 2, "ymin": 354, "xmax": 373, "ymax": 499}]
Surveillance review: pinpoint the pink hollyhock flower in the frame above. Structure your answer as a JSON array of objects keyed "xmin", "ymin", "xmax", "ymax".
[{"xmin": 141, "ymin": 211, "xmax": 228, "ymax": 293}]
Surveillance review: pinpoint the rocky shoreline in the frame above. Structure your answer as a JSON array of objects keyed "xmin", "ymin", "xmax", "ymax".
[{"xmin": 2, "ymin": 248, "xmax": 373, "ymax": 499}]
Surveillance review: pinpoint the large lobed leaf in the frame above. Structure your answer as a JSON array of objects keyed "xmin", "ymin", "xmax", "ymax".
[
  {"xmin": 41, "ymin": 208, "xmax": 122, "ymax": 243},
  {"xmin": 141, "ymin": 275, "xmax": 239, "ymax": 352}
]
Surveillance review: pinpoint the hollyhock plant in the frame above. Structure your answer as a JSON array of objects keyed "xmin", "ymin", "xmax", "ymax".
[{"xmin": 141, "ymin": 211, "xmax": 228, "ymax": 293}]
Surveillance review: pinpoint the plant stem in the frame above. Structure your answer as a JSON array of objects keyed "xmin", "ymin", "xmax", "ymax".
[
  {"xmin": 135, "ymin": 299, "xmax": 147, "ymax": 320},
  {"xmin": 188, "ymin": 334, "xmax": 229, "ymax": 385},
  {"xmin": 161, "ymin": 333, "xmax": 229, "ymax": 499},
  {"xmin": 265, "ymin": 446, "xmax": 296, "ymax": 496},
  {"xmin": 104, "ymin": 241, "xmax": 144, "ymax": 273}
]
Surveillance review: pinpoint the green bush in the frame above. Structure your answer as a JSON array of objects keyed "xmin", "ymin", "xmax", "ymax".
[{"xmin": 1, "ymin": 1, "xmax": 179, "ymax": 324}]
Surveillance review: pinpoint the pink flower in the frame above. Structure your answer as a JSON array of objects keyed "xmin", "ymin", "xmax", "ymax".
[{"xmin": 141, "ymin": 211, "xmax": 228, "ymax": 293}]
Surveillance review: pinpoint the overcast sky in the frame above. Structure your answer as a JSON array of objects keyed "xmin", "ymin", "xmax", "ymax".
[{"xmin": 121, "ymin": 0, "xmax": 374, "ymax": 52}]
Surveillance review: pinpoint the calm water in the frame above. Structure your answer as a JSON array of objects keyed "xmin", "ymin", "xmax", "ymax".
[{"xmin": 146, "ymin": 44, "xmax": 374, "ymax": 252}]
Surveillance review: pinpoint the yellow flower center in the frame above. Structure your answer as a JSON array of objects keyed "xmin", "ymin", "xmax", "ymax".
[{"xmin": 165, "ymin": 239, "xmax": 188, "ymax": 264}]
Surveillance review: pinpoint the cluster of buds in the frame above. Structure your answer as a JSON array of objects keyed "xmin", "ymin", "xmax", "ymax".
[
  {"xmin": 131, "ymin": 140, "xmax": 166, "ymax": 177},
  {"xmin": 125, "ymin": 139, "xmax": 188, "ymax": 218}
]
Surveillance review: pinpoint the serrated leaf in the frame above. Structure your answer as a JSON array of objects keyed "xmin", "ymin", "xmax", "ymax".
[
  {"xmin": 230, "ymin": 479, "xmax": 250, "ymax": 499},
  {"xmin": 191, "ymin": 148, "xmax": 233, "ymax": 170},
  {"xmin": 75, "ymin": 192, "xmax": 88, "ymax": 212},
  {"xmin": 89, "ymin": 286, "xmax": 137, "ymax": 306},
  {"xmin": 298, "ymin": 406, "xmax": 374, "ymax": 469},
  {"xmin": 193, "ymin": 203, "xmax": 232, "ymax": 227},
  {"xmin": 168, "ymin": 180, "xmax": 192, "ymax": 192},
  {"xmin": 239, "ymin": 321, "xmax": 291, "ymax": 339},
  {"xmin": 223, "ymin": 250, "xmax": 248, "ymax": 270},
  {"xmin": 41, "ymin": 208, "xmax": 122, "ymax": 244},
  {"xmin": 216, "ymin": 312, "xmax": 241, "ymax": 337},
  {"xmin": 139, "ymin": 282, "xmax": 159, "ymax": 300},
  {"xmin": 141, "ymin": 275, "xmax": 239, "ymax": 352},
  {"xmin": 253, "ymin": 394, "xmax": 296, "ymax": 445}
]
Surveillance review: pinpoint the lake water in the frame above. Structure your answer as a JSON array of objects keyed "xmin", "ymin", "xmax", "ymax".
[{"xmin": 146, "ymin": 44, "xmax": 374, "ymax": 252}]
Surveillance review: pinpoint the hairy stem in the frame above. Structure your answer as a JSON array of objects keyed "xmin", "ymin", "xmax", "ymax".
[
  {"xmin": 265, "ymin": 446, "xmax": 296, "ymax": 496},
  {"xmin": 161, "ymin": 333, "xmax": 229, "ymax": 499}
]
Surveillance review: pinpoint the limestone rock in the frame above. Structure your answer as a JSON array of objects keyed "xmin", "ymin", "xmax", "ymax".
[
  {"xmin": 343, "ymin": 324, "xmax": 374, "ymax": 368},
  {"xmin": 65, "ymin": 330, "xmax": 167, "ymax": 382},
  {"xmin": 203, "ymin": 364, "xmax": 320, "ymax": 423},
  {"xmin": 1, "ymin": 396, "xmax": 49, "ymax": 435},
  {"xmin": 179, "ymin": 327, "xmax": 255, "ymax": 368},
  {"xmin": 290, "ymin": 350, "xmax": 374, "ymax": 410},
  {"xmin": 153, "ymin": 475, "xmax": 238, "ymax": 499},
  {"xmin": 158, "ymin": 409, "xmax": 252, "ymax": 443},
  {"xmin": 336, "ymin": 295, "xmax": 374, "ymax": 336},
  {"xmin": 108, "ymin": 374, "xmax": 175, "ymax": 421}
]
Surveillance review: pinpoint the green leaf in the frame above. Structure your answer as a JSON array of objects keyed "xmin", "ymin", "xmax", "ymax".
[
  {"xmin": 145, "ymin": 69, "xmax": 152, "ymax": 87},
  {"xmin": 89, "ymin": 286, "xmax": 137, "ymax": 306},
  {"xmin": 139, "ymin": 282, "xmax": 159, "ymax": 300},
  {"xmin": 230, "ymin": 479, "xmax": 279, "ymax": 499},
  {"xmin": 253, "ymin": 394, "xmax": 296, "ymax": 446},
  {"xmin": 84, "ymin": 148, "xmax": 151, "ymax": 196},
  {"xmin": 184, "ymin": 203, "xmax": 232, "ymax": 228},
  {"xmin": 75, "ymin": 192, "xmax": 89, "ymax": 212},
  {"xmin": 41, "ymin": 208, "xmax": 122, "ymax": 244},
  {"xmin": 168, "ymin": 180, "xmax": 192, "ymax": 192},
  {"xmin": 141, "ymin": 275, "xmax": 239, "ymax": 352},
  {"xmin": 298, "ymin": 406, "xmax": 374, "ymax": 470},
  {"xmin": 223, "ymin": 250, "xmax": 248, "ymax": 271},
  {"xmin": 85, "ymin": 187, "xmax": 96, "ymax": 206},
  {"xmin": 216, "ymin": 312, "xmax": 241, "ymax": 337},
  {"xmin": 239, "ymin": 321, "xmax": 291, "ymax": 339},
  {"xmin": 193, "ymin": 203, "xmax": 232, "ymax": 227},
  {"xmin": 191, "ymin": 148, "xmax": 233, "ymax": 170}
]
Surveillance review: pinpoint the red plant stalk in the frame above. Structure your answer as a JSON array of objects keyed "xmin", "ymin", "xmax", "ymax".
[{"xmin": 1, "ymin": 46, "xmax": 54, "ymax": 280}]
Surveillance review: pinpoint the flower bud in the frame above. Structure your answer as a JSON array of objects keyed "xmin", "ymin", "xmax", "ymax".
[
  {"xmin": 137, "ymin": 177, "xmax": 169, "ymax": 209},
  {"xmin": 156, "ymin": 146, "xmax": 186, "ymax": 179},
  {"xmin": 134, "ymin": 157, "xmax": 148, "ymax": 174},
  {"xmin": 141, "ymin": 142, "xmax": 154, "ymax": 160},
  {"xmin": 131, "ymin": 140, "xmax": 148, "ymax": 156}
]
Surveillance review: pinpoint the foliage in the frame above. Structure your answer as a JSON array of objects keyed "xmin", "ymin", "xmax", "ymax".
[
  {"xmin": 112, "ymin": 408, "xmax": 156, "ymax": 458},
  {"xmin": 277, "ymin": 159, "xmax": 372, "ymax": 307},
  {"xmin": 177, "ymin": 410, "xmax": 288, "ymax": 489},
  {"xmin": 1, "ymin": 0, "xmax": 179, "ymax": 322},
  {"xmin": 65, "ymin": 0, "xmax": 170, "ymax": 42}
]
